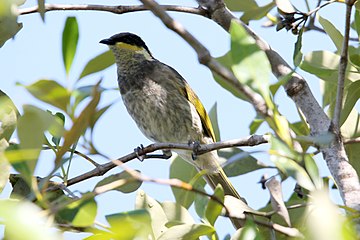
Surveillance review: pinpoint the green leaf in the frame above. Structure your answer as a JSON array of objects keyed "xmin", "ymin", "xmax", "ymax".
[
  {"xmin": 354, "ymin": 2, "xmax": 360, "ymax": 41},
  {"xmin": 249, "ymin": 118, "xmax": 264, "ymax": 134},
  {"xmin": 37, "ymin": 0, "xmax": 45, "ymax": 20},
  {"xmin": 205, "ymin": 184, "xmax": 224, "ymax": 226},
  {"xmin": 62, "ymin": 16, "xmax": 79, "ymax": 75},
  {"xmin": 0, "ymin": 90, "xmax": 18, "ymax": 141},
  {"xmin": 57, "ymin": 197, "xmax": 97, "ymax": 227},
  {"xmin": 300, "ymin": 51, "xmax": 339, "ymax": 79},
  {"xmin": 158, "ymin": 223, "xmax": 215, "ymax": 240},
  {"xmin": 340, "ymin": 80, "xmax": 360, "ymax": 126},
  {"xmin": 213, "ymin": 52, "xmax": 248, "ymax": 101},
  {"xmin": 208, "ymin": 102, "xmax": 220, "ymax": 141},
  {"xmin": 225, "ymin": 0, "xmax": 258, "ymax": 11},
  {"xmin": 13, "ymin": 105, "xmax": 64, "ymax": 176},
  {"xmin": 0, "ymin": 199, "xmax": 62, "ymax": 240},
  {"xmin": 293, "ymin": 27, "xmax": 304, "ymax": 67},
  {"xmin": 169, "ymin": 156, "xmax": 206, "ymax": 208},
  {"xmin": 0, "ymin": 139, "xmax": 10, "ymax": 192},
  {"xmin": 230, "ymin": 20, "xmax": 272, "ymax": 104},
  {"xmin": 78, "ymin": 50, "xmax": 115, "ymax": 80},
  {"xmin": 135, "ymin": 190, "xmax": 168, "ymax": 239},
  {"xmin": 0, "ymin": 0, "xmax": 23, "ymax": 47},
  {"xmin": 342, "ymin": 108, "xmax": 360, "ymax": 141},
  {"xmin": 94, "ymin": 170, "xmax": 142, "ymax": 193},
  {"xmin": 160, "ymin": 201, "xmax": 195, "ymax": 224},
  {"xmin": 318, "ymin": 15, "xmax": 344, "ymax": 52},
  {"xmin": 304, "ymin": 155, "xmax": 322, "ymax": 189},
  {"xmin": 269, "ymin": 136, "xmax": 315, "ymax": 191},
  {"xmin": 345, "ymin": 142, "xmax": 360, "ymax": 181},
  {"xmin": 221, "ymin": 148, "xmax": 269, "ymax": 177},
  {"xmin": 22, "ymin": 79, "xmax": 71, "ymax": 112},
  {"xmin": 55, "ymin": 84, "xmax": 101, "ymax": 165},
  {"xmin": 240, "ymin": 2, "xmax": 276, "ymax": 24},
  {"xmin": 72, "ymin": 85, "xmax": 106, "ymax": 108},
  {"xmin": 106, "ymin": 209, "xmax": 153, "ymax": 240}
]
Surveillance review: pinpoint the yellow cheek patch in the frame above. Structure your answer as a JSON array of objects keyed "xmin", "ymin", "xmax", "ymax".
[{"xmin": 116, "ymin": 42, "xmax": 142, "ymax": 52}]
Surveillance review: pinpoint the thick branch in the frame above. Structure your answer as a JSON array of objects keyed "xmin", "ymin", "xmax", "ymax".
[
  {"xmin": 66, "ymin": 135, "xmax": 268, "ymax": 186},
  {"xmin": 197, "ymin": 0, "xmax": 360, "ymax": 210}
]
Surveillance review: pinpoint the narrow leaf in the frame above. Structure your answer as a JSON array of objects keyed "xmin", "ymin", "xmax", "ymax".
[
  {"xmin": 293, "ymin": 27, "xmax": 304, "ymax": 67},
  {"xmin": 37, "ymin": 0, "xmax": 45, "ymax": 21},
  {"xmin": 265, "ymin": 177, "xmax": 291, "ymax": 226},
  {"xmin": 94, "ymin": 170, "xmax": 142, "ymax": 193},
  {"xmin": 158, "ymin": 224, "xmax": 215, "ymax": 240},
  {"xmin": 62, "ymin": 16, "xmax": 79, "ymax": 75},
  {"xmin": 205, "ymin": 184, "xmax": 224, "ymax": 226},
  {"xmin": 318, "ymin": 15, "xmax": 344, "ymax": 52},
  {"xmin": 208, "ymin": 102, "xmax": 220, "ymax": 141},
  {"xmin": 78, "ymin": 50, "xmax": 115, "ymax": 80}
]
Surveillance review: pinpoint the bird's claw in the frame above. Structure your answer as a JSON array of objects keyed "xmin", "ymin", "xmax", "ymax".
[
  {"xmin": 189, "ymin": 140, "xmax": 201, "ymax": 161},
  {"xmin": 134, "ymin": 144, "xmax": 145, "ymax": 162}
]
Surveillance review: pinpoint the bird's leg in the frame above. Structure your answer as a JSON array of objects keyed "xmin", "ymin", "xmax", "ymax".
[
  {"xmin": 134, "ymin": 145, "xmax": 172, "ymax": 162},
  {"xmin": 189, "ymin": 140, "xmax": 201, "ymax": 161}
]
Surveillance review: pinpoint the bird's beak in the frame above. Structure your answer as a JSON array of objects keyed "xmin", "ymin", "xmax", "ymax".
[{"xmin": 99, "ymin": 38, "xmax": 114, "ymax": 45}]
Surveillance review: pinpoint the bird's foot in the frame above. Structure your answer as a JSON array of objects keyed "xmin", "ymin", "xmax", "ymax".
[
  {"xmin": 134, "ymin": 144, "xmax": 146, "ymax": 162},
  {"xmin": 188, "ymin": 140, "xmax": 201, "ymax": 161},
  {"xmin": 134, "ymin": 145, "xmax": 172, "ymax": 161}
]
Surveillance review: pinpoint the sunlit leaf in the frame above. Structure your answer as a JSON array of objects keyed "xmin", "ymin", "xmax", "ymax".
[
  {"xmin": 78, "ymin": 50, "xmax": 115, "ymax": 80},
  {"xmin": 62, "ymin": 16, "xmax": 79, "ymax": 75},
  {"xmin": 106, "ymin": 209, "xmax": 153, "ymax": 239},
  {"xmin": 0, "ymin": 139, "xmax": 10, "ymax": 192},
  {"xmin": 340, "ymin": 80, "xmax": 360, "ymax": 126},
  {"xmin": 205, "ymin": 184, "xmax": 224, "ymax": 226},
  {"xmin": 169, "ymin": 156, "xmax": 206, "ymax": 208},
  {"xmin": 0, "ymin": 199, "xmax": 62, "ymax": 240},
  {"xmin": 213, "ymin": 52, "xmax": 248, "ymax": 101},
  {"xmin": 0, "ymin": 90, "xmax": 18, "ymax": 141},
  {"xmin": 135, "ymin": 190, "xmax": 168, "ymax": 238},
  {"xmin": 94, "ymin": 170, "xmax": 142, "ymax": 193},
  {"xmin": 225, "ymin": 0, "xmax": 258, "ymax": 11},
  {"xmin": 158, "ymin": 223, "xmax": 215, "ymax": 240},
  {"xmin": 318, "ymin": 15, "xmax": 344, "ymax": 52},
  {"xmin": 230, "ymin": 20, "xmax": 272, "ymax": 105},
  {"xmin": 22, "ymin": 79, "xmax": 71, "ymax": 112},
  {"xmin": 160, "ymin": 201, "xmax": 195, "ymax": 225},
  {"xmin": 57, "ymin": 197, "xmax": 97, "ymax": 227},
  {"xmin": 0, "ymin": 0, "xmax": 23, "ymax": 47},
  {"xmin": 240, "ymin": 2, "xmax": 276, "ymax": 24}
]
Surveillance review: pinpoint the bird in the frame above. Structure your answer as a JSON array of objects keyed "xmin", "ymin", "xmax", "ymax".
[{"xmin": 100, "ymin": 32, "xmax": 246, "ymax": 228}]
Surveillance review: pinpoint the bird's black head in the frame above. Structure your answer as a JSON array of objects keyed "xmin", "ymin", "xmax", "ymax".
[{"xmin": 100, "ymin": 32, "xmax": 151, "ymax": 54}]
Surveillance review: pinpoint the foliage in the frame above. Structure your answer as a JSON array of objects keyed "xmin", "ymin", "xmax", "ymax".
[{"xmin": 0, "ymin": 0, "xmax": 360, "ymax": 240}]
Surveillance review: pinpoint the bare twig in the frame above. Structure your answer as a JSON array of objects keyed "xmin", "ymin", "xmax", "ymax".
[
  {"xmin": 18, "ymin": 3, "xmax": 206, "ymax": 16},
  {"xmin": 333, "ymin": 1, "xmax": 353, "ymax": 128},
  {"xmin": 66, "ymin": 135, "xmax": 269, "ymax": 187}
]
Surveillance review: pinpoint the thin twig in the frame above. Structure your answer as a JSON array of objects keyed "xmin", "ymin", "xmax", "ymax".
[
  {"xmin": 65, "ymin": 135, "xmax": 269, "ymax": 187},
  {"xmin": 333, "ymin": 1, "xmax": 353, "ymax": 128},
  {"xmin": 18, "ymin": 3, "xmax": 206, "ymax": 16}
]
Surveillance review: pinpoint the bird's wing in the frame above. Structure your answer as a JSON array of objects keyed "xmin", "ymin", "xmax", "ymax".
[{"xmin": 155, "ymin": 62, "xmax": 216, "ymax": 142}]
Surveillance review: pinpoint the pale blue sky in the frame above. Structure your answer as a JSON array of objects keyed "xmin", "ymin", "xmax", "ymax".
[{"xmin": 0, "ymin": 0, "xmax": 349, "ymax": 238}]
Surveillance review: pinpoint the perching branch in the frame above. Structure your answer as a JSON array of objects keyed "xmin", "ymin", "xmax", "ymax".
[{"xmin": 66, "ymin": 135, "xmax": 269, "ymax": 187}]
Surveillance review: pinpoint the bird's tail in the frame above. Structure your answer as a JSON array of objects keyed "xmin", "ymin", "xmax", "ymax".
[{"xmin": 196, "ymin": 152, "xmax": 247, "ymax": 229}]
